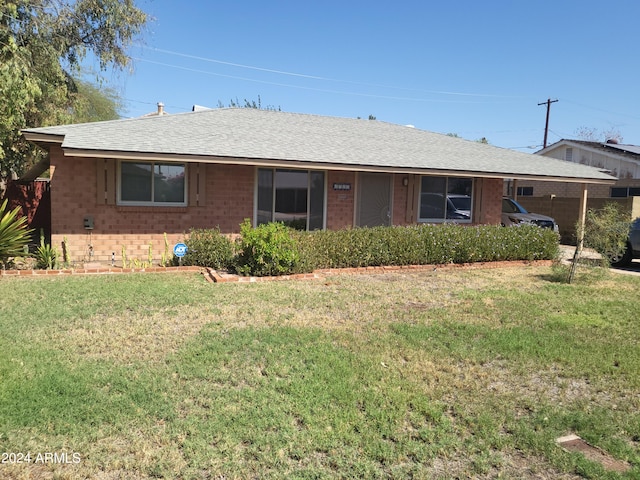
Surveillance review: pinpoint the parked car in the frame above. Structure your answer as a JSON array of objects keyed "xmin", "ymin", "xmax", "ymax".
[
  {"xmin": 610, "ymin": 217, "xmax": 640, "ymax": 267},
  {"xmin": 447, "ymin": 194, "xmax": 472, "ymax": 219},
  {"xmin": 501, "ymin": 197, "xmax": 559, "ymax": 232},
  {"xmin": 421, "ymin": 193, "xmax": 471, "ymax": 220}
]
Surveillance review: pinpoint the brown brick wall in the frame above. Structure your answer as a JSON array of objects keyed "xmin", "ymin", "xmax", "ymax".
[
  {"xmin": 50, "ymin": 152, "xmax": 254, "ymax": 264},
  {"xmin": 392, "ymin": 174, "xmax": 413, "ymax": 226},
  {"xmin": 474, "ymin": 177, "xmax": 503, "ymax": 225},
  {"xmin": 50, "ymin": 151, "xmax": 509, "ymax": 265},
  {"xmin": 326, "ymin": 171, "xmax": 355, "ymax": 230}
]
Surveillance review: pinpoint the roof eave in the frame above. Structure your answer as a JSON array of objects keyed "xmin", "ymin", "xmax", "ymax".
[
  {"xmin": 21, "ymin": 131, "xmax": 65, "ymax": 148},
  {"xmin": 61, "ymin": 148, "xmax": 617, "ymax": 185}
]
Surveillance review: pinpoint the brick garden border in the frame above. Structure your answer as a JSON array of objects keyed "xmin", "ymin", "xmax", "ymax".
[
  {"xmin": 203, "ymin": 259, "xmax": 554, "ymax": 283},
  {"xmin": 0, "ymin": 265, "xmax": 203, "ymax": 277},
  {"xmin": 1, "ymin": 259, "xmax": 554, "ymax": 282}
]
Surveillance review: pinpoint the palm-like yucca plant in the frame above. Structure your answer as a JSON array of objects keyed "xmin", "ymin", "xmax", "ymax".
[
  {"xmin": 36, "ymin": 229, "xmax": 58, "ymax": 270},
  {"xmin": 0, "ymin": 199, "xmax": 34, "ymax": 265}
]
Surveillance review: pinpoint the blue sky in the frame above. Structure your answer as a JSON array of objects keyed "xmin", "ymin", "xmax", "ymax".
[{"xmin": 107, "ymin": 0, "xmax": 640, "ymax": 151}]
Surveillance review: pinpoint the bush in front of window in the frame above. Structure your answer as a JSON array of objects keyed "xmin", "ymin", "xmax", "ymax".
[
  {"xmin": 294, "ymin": 224, "xmax": 559, "ymax": 271},
  {"xmin": 180, "ymin": 228, "xmax": 234, "ymax": 269},
  {"xmin": 234, "ymin": 219, "xmax": 300, "ymax": 277}
]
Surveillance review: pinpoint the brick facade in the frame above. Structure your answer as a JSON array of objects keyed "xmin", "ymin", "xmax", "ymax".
[
  {"xmin": 326, "ymin": 171, "xmax": 355, "ymax": 230},
  {"xmin": 50, "ymin": 148, "xmax": 254, "ymax": 265},
  {"xmin": 473, "ymin": 178, "xmax": 503, "ymax": 225},
  {"xmin": 50, "ymin": 149, "xmax": 509, "ymax": 265}
]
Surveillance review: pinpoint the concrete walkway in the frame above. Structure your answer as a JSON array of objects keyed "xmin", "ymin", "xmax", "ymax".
[{"xmin": 559, "ymin": 245, "xmax": 640, "ymax": 276}]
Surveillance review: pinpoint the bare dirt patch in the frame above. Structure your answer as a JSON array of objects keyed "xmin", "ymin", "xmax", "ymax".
[{"xmin": 557, "ymin": 434, "xmax": 631, "ymax": 473}]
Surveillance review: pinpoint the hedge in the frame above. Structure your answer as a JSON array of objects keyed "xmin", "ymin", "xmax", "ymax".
[
  {"xmin": 293, "ymin": 224, "xmax": 559, "ymax": 272},
  {"xmin": 181, "ymin": 223, "xmax": 559, "ymax": 276}
]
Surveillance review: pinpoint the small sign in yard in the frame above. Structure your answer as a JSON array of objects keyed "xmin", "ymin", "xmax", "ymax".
[{"xmin": 173, "ymin": 243, "xmax": 188, "ymax": 258}]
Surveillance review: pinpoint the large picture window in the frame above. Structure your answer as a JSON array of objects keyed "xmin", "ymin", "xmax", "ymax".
[
  {"xmin": 257, "ymin": 168, "xmax": 325, "ymax": 230},
  {"xmin": 418, "ymin": 176, "xmax": 473, "ymax": 223},
  {"xmin": 119, "ymin": 161, "xmax": 186, "ymax": 206}
]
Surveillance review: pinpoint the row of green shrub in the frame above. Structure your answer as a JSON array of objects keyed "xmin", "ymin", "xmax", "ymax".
[{"xmin": 180, "ymin": 220, "xmax": 560, "ymax": 277}]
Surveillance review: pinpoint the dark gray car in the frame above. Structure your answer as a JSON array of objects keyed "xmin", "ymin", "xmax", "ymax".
[
  {"xmin": 501, "ymin": 197, "xmax": 559, "ymax": 232},
  {"xmin": 611, "ymin": 217, "xmax": 640, "ymax": 267}
]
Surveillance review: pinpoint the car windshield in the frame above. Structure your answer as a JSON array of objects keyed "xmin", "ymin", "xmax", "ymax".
[
  {"xmin": 502, "ymin": 198, "xmax": 528, "ymax": 214},
  {"xmin": 449, "ymin": 196, "xmax": 471, "ymax": 211}
]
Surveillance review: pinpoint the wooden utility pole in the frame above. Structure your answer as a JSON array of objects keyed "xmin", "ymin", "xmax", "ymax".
[{"xmin": 538, "ymin": 98, "xmax": 558, "ymax": 148}]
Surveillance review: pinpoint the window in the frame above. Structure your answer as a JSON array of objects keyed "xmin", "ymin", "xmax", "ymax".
[
  {"xmin": 611, "ymin": 186, "xmax": 640, "ymax": 198},
  {"xmin": 516, "ymin": 186, "xmax": 534, "ymax": 196},
  {"xmin": 565, "ymin": 148, "xmax": 573, "ymax": 162},
  {"xmin": 611, "ymin": 187, "xmax": 628, "ymax": 198},
  {"xmin": 418, "ymin": 176, "xmax": 473, "ymax": 222},
  {"xmin": 257, "ymin": 168, "xmax": 325, "ymax": 230},
  {"xmin": 119, "ymin": 161, "xmax": 186, "ymax": 205}
]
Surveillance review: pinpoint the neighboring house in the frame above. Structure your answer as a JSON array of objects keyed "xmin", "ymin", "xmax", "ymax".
[
  {"xmin": 503, "ymin": 139, "xmax": 640, "ymax": 241},
  {"xmin": 21, "ymin": 108, "xmax": 615, "ymax": 265},
  {"xmin": 506, "ymin": 139, "xmax": 640, "ymax": 199}
]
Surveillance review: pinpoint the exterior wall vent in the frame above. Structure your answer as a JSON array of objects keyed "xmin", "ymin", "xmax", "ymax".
[{"xmin": 565, "ymin": 147, "xmax": 573, "ymax": 162}]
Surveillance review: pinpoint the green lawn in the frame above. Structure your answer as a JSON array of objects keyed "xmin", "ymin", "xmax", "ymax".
[{"xmin": 0, "ymin": 266, "xmax": 638, "ymax": 479}]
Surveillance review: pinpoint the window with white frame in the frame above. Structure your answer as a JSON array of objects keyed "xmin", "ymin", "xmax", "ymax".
[
  {"xmin": 565, "ymin": 148, "xmax": 573, "ymax": 162},
  {"xmin": 119, "ymin": 161, "xmax": 187, "ymax": 206},
  {"xmin": 418, "ymin": 176, "xmax": 473, "ymax": 222},
  {"xmin": 257, "ymin": 168, "xmax": 325, "ymax": 230}
]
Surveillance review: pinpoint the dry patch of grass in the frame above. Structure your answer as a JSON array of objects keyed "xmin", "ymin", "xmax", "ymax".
[{"xmin": 44, "ymin": 307, "xmax": 214, "ymax": 364}]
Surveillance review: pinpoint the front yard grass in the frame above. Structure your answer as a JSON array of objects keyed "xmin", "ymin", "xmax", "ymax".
[{"xmin": 0, "ymin": 266, "xmax": 638, "ymax": 479}]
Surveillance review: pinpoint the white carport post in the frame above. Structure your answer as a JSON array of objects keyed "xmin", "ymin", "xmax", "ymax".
[{"xmin": 568, "ymin": 183, "xmax": 589, "ymax": 283}]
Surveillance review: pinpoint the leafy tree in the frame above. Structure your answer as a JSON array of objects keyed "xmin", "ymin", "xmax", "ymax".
[
  {"xmin": 582, "ymin": 203, "xmax": 631, "ymax": 266},
  {"xmin": 0, "ymin": 0, "xmax": 147, "ymax": 180},
  {"xmin": 567, "ymin": 202, "xmax": 631, "ymax": 283},
  {"xmin": 72, "ymin": 80, "xmax": 123, "ymax": 123}
]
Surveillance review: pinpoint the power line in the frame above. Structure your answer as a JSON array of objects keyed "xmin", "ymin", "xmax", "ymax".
[
  {"xmin": 138, "ymin": 45, "xmax": 528, "ymax": 100},
  {"xmin": 131, "ymin": 57, "xmax": 518, "ymax": 105}
]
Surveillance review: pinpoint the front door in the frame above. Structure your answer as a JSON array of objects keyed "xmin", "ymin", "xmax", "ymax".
[{"xmin": 356, "ymin": 173, "xmax": 392, "ymax": 227}]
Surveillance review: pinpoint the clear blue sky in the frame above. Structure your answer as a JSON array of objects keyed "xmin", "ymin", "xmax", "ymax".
[{"xmin": 106, "ymin": 0, "xmax": 640, "ymax": 151}]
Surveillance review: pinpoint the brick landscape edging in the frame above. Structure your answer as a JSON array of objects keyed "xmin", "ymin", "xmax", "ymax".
[
  {"xmin": 0, "ymin": 265, "xmax": 203, "ymax": 277},
  {"xmin": 204, "ymin": 259, "xmax": 554, "ymax": 283},
  {"xmin": 1, "ymin": 259, "xmax": 553, "ymax": 281}
]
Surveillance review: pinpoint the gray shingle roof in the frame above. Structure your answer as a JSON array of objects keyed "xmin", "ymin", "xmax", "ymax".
[{"xmin": 22, "ymin": 108, "xmax": 616, "ymax": 183}]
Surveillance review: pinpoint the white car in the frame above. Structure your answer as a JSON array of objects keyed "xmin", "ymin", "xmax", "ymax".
[{"xmin": 501, "ymin": 197, "xmax": 559, "ymax": 232}]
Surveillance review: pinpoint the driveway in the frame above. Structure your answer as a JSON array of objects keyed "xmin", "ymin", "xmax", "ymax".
[
  {"xmin": 560, "ymin": 245, "xmax": 640, "ymax": 277},
  {"xmin": 611, "ymin": 259, "xmax": 640, "ymax": 276}
]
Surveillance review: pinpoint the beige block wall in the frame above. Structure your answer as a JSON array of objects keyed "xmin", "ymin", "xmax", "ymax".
[
  {"xmin": 504, "ymin": 178, "xmax": 640, "ymax": 199},
  {"xmin": 515, "ymin": 195, "xmax": 640, "ymax": 242}
]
